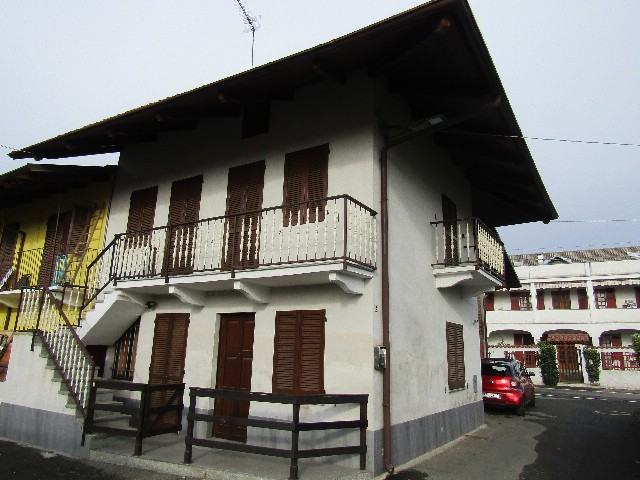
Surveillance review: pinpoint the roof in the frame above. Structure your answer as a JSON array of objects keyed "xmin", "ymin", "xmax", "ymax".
[
  {"xmin": 0, "ymin": 164, "xmax": 116, "ymax": 208},
  {"xmin": 9, "ymin": 0, "xmax": 557, "ymax": 227},
  {"xmin": 511, "ymin": 246, "xmax": 640, "ymax": 266}
]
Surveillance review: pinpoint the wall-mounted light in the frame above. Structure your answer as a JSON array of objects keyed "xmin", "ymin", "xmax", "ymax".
[{"xmin": 145, "ymin": 300, "xmax": 158, "ymax": 310}]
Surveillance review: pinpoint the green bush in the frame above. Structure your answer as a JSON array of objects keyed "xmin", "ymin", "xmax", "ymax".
[
  {"xmin": 582, "ymin": 348, "xmax": 601, "ymax": 383},
  {"xmin": 632, "ymin": 333, "xmax": 640, "ymax": 356},
  {"xmin": 538, "ymin": 341, "xmax": 559, "ymax": 386}
]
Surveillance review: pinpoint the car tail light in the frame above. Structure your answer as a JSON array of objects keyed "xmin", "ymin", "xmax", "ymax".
[{"xmin": 510, "ymin": 380, "xmax": 520, "ymax": 389}]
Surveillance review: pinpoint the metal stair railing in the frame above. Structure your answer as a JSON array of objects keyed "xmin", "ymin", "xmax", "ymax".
[
  {"xmin": 81, "ymin": 235, "xmax": 120, "ymax": 312},
  {"xmin": 17, "ymin": 287, "xmax": 96, "ymax": 415}
]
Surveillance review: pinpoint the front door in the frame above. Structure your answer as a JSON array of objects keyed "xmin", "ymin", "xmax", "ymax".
[
  {"xmin": 442, "ymin": 195, "xmax": 458, "ymax": 266},
  {"xmin": 556, "ymin": 343, "xmax": 583, "ymax": 382},
  {"xmin": 213, "ymin": 313, "xmax": 255, "ymax": 442},
  {"xmin": 148, "ymin": 313, "xmax": 190, "ymax": 427},
  {"xmin": 223, "ymin": 161, "xmax": 265, "ymax": 269}
]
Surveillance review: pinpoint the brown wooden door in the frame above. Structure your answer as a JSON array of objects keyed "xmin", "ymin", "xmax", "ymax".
[
  {"xmin": 148, "ymin": 313, "xmax": 190, "ymax": 428},
  {"xmin": 224, "ymin": 162, "xmax": 265, "ymax": 269},
  {"xmin": 556, "ymin": 344, "xmax": 583, "ymax": 382},
  {"xmin": 165, "ymin": 176, "xmax": 203, "ymax": 276},
  {"xmin": 442, "ymin": 195, "xmax": 458, "ymax": 266},
  {"xmin": 213, "ymin": 313, "xmax": 255, "ymax": 442}
]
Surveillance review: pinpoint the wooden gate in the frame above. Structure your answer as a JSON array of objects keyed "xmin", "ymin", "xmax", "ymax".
[{"xmin": 556, "ymin": 344, "xmax": 583, "ymax": 382}]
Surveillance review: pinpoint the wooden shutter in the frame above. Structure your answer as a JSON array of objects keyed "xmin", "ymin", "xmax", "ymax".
[
  {"xmin": 127, "ymin": 187, "xmax": 158, "ymax": 233},
  {"xmin": 510, "ymin": 293, "xmax": 521, "ymax": 311},
  {"xmin": 68, "ymin": 207, "xmax": 91, "ymax": 253},
  {"xmin": 283, "ymin": 145, "xmax": 328, "ymax": 226},
  {"xmin": 225, "ymin": 162, "xmax": 265, "ymax": 268},
  {"xmin": 298, "ymin": 311, "xmax": 325, "ymax": 395},
  {"xmin": 272, "ymin": 310, "xmax": 325, "ymax": 395},
  {"xmin": 112, "ymin": 318, "xmax": 140, "ymax": 380},
  {"xmin": 514, "ymin": 334, "xmax": 524, "ymax": 346},
  {"xmin": 0, "ymin": 224, "xmax": 20, "ymax": 279},
  {"xmin": 168, "ymin": 176, "xmax": 203, "ymax": 226},
  {"xmin": 148, "ymin": 313, "xmax": 190, "ymax": 384},
  {"xmin": 605, "ymin": 288, "xmax": 617, "ymax": 308},
  {"xmin": 483, "ymin": 293, "xmax": 494, "ymax": 311},
  {"xmin": 446, "ymin": 322, "xmax": 465, "ymax": 390},
  {"xmin": 536, "ymin": 290, "xmax": 545, "ymax": 310},
  {"xmin": 272, "ymin": 312, "xmax": 298, "ymax": 394},
  {"xmin": 38, "ymin": 212, "xmax": 72, "ymax": 287},
  {"xmin": 577, "ymin": 288, "xmax": 588, "ymax": 310}
]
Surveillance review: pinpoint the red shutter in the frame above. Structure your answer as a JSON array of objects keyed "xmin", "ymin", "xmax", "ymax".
[
  {"xmin": 127, "ymin": 187, "xmax": 158, "ymax": 233},
  {"xmin": 446, "ymin": 322, "xmax": 465, "ymax": 390},
  {"xmin": 483, "ymin": 293, "xmax": 494, "ymax": 311},
  {"xmin": 510, "ymin": 293, "xmax": 521, "ymax": 311},
  {"xmin": 283, "ymin": 145, "xmax": 328, "ymax": 226},
  {"xmin": 514, "ymin": 334, "xmax": 524, "ymax": 346},
  {"xmin": 536, "ymin": 290, "xmax": 545, "ymax": 310},
  {"xmin": 272, "ymin": 310, "xmax": 325, "ymax": 395},
  {"xmin": 605, "ymin": 288, "xmax": 617, "ymax": 309},
  {"xmin": 577, "ymin": 288, "xmax": 588, "ymax": 310}
]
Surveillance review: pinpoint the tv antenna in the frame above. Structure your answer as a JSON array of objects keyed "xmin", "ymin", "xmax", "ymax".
[{"xmin": 233, "ymin": 0, "xmax": 260, "ymax": 66}]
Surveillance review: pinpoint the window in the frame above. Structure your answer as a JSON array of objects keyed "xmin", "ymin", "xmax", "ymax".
[
  {"xmin": 600, "ymin": 333, "xmax": 622, "ymax": 347},
  {"xmin": 595, "ymin": 288, "xmax": 616, "ymax": 309},
  {"xmin": 112, "ymin": 319, "xmax": 141, "ymax": 381},
  {"xmin": 273, "ymin": 310, "xmax": 325, "ymax": 395},
  {"xmin": 510, "ymin": 292, "xmax": 531, "ymax": 311},
  {"xmin": 551, "ymin": 290, "xmax": 571, "ymax": 310},
  {"xmin": 283, "ymin": 145, "xmax": 329, "ymax": 226},
  {"xmin": 446, "ymin": 322, "xmax": 465, "ymax": 390}
]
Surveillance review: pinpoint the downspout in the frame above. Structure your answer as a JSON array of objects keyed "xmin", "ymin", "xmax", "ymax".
[{"xmin": 378, "ymin": 117, "xmax": 459, "ymax": 474}]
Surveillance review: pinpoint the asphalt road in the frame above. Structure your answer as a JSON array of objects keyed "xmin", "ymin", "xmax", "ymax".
[{"xmin": 390, "ymin": 386, "xmax": 640, "ymax": 480}]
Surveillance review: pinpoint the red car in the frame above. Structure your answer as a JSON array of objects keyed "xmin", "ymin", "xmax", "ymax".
[{"xmin": 481, "ymin": 358, "xmax": 535, "ymax": 416}]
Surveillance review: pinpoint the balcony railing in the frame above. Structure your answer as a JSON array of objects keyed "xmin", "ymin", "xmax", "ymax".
[
  {"xmin": 85, "ymin": 195, "xmax": 376, "ymax": 305},
  {"xmin": 0, "ymin": 247, "xmax": 98, "ymax": 291},
  {"xmin": 431, "ymin": 217, "xmax": 505, "ymax": 279}
]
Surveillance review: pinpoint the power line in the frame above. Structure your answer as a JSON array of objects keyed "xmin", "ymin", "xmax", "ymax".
[
  {"xmin": 462, "ymin": 131, "xmax": 640, "ymax": 148},
  {"xmin": 550, "ymin": 218, "xmax": 640, "ymax": 224}
]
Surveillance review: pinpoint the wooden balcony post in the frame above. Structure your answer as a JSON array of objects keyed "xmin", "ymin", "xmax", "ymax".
[
  {"xmin": 83, "ymin": 379, "xmax": 98, "ymax": 445},
  {"xmin": 289, "ymin": 401, "xmax": 300, "ymax": 480},
  {"xmin": 184, "ymin": 390, "xmax": 196, "ymax": 464},
  {"xmin": 359, "ymin": 399, "xmax": 367, "ymax": 470},
  {"xmin": 135, "ymin": 385, "xmax": 149, "ymax": 456}
]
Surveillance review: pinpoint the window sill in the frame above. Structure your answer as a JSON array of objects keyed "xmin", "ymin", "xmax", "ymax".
[{"xmin": 448, "ymin": 387, "xmax": 466, "ymax": 393}]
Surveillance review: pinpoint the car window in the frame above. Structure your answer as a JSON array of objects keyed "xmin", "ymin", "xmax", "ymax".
[{"xmin": 481, "ymin": 363, "xmax": 512, "ymax": 377}]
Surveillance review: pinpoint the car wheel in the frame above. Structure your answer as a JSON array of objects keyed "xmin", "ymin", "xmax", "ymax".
[{"xmin": 516, "ymin": 398, "xmax": 525, "ymax": 416}]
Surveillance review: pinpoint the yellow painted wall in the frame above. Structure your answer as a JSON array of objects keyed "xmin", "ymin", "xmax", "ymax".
[{"xmin": 0, "ymin": 177, "xmax": 114, "ymax": 331}]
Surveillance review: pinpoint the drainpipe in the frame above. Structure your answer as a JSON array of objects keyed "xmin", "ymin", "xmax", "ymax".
[{"xmin": 378, "ymin": 114, "xmax": 468, "ymax": 474}]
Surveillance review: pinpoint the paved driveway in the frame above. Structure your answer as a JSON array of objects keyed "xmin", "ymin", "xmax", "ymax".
[{"xmin": 390, "ymin": 386, "xmax": 640, "ymax": 480}]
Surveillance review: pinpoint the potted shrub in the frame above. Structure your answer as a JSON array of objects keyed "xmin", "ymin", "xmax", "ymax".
[
  {"xmin": 538, "ymin": 341, "xmax": 559, "ymax": 386},
  {"xmin": 582, "ymin": 347, "xmax": 601, "ymax": 384}
]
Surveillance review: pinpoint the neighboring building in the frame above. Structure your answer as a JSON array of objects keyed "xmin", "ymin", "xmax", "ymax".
[
  {"xmin": 485, "ymin": 247, "xmax": 640, "ymax": 389},
  {"xmin": 0, "ymin": 164, "xmax": 115, "ymax": 381},
  {"xmin": 2, "ymin": 1, "xmax": 555, "ymax": 476}
]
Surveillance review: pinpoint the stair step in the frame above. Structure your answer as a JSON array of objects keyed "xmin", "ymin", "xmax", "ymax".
[{"xmin": 94, "ymin": 402, "xmax": 137, "ymax": 415}]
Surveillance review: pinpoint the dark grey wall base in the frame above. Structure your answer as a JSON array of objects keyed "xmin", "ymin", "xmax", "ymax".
[
  {"xmin": 0, "ymin": 403, "xmax": 89, "ymax": 458},
  {"xmin": 371, "ymin": 401, "xmax": 485, "ymax": 474}
]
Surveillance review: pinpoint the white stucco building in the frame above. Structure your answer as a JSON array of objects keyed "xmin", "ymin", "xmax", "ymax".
[
  {"xmin": 485, "ymin": 247, "xmax": 640, "ymax": 389},
  {"xmin": 1, "ymin": 1, "xmax": 556, "ymax": 477}
]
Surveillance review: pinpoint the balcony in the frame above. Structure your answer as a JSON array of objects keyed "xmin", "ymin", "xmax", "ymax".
[
  {"xmin": 431, "ymin": 217, "xmax": 505, "ymax": 295},
  {"xmin": 86, "ymin": 195, "xmax": 377, "ymax": 305},
  {"xmin": 0, "ymin": 246, "xmax": 97, "ymax": 309}
]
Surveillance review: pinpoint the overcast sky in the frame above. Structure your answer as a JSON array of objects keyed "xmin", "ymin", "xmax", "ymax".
[{"xmin": 1, "ymin": 0, "xmax": 638, "ymax": 253}]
